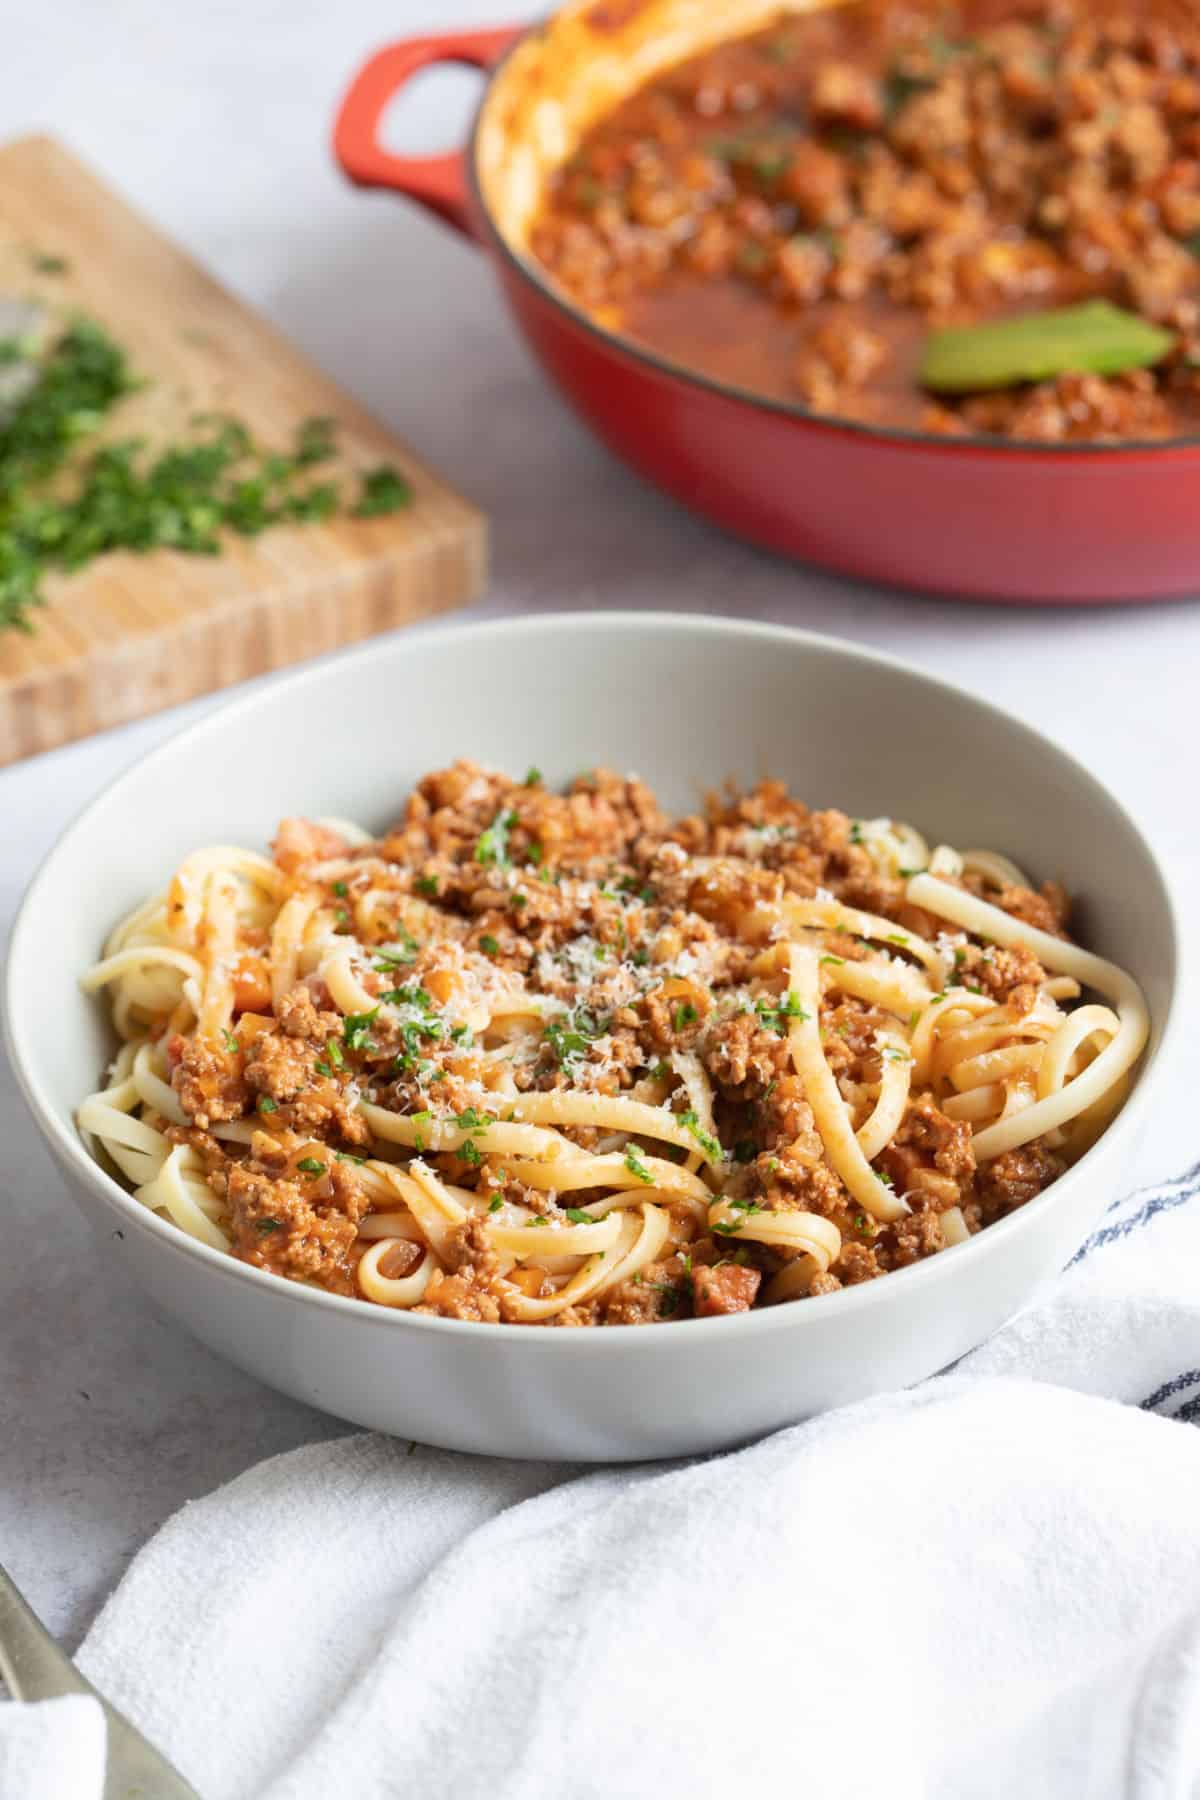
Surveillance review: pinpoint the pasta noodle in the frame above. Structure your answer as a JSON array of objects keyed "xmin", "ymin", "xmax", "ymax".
[{"xmin": 78, "ymin": 764, "xmax": 1147, "ymax": 1326}]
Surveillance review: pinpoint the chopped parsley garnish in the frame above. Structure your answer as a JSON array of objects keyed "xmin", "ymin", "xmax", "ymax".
[
  {"xmin": 336, "ymin": 1152, "xmax": 366, "ymax": 1165},
  {"xmin": 325, "ymin": 1038, "xmax": 344, "ymax": 1069},
  {"xmin": 393, "ymin": 983, "xmax": 434, "ymax": 1010},
  {"xmin": 512, "ymin": 892, "xmax": 527, "ymax": 910},
  {"xmin": 611, "ymin": 874, "xmax": 656, "ymax": 905},
  {"xmin": 222, "ymin": 1027, "xmax": 239, "ymax": 1054},
  {"xmin": 733, "ymin": 1139, "xmax": 757, "ymax": 1164},
  {"xmin": 624, "ymin": 1144, "xmax": 653, "ymax": 1184},
  {"xmin": 680, "ymin": 1109, "xmax": 722, "ymax": 1160},
  {"xmin": 296, "ymin": 1157, "xmax": 326, "ymax": 1176},
  {"xmin": 655, "ymin": 1284, "xmax": 683, "ymax": 1317},
  {"xmin": 673, "ymin": 1002, "xmax": 698, "ymax": 1032},
  {"xmin": 849, "ymin": 821, "xmax": 864, "ymax": 844},
  {"xmin": 883, "ymin": 1047, "xmax": 912, "ymax": 1063},
  {"xmin": 255, "ymin": 1217, "xmax": 281, "ymax": 1234},
  {"xmin": 415, "ymin": 874, "xmax": 439, "ymax": 898},
  {"xmin": 454, "ymin": 1107, "xmax": 493, "ymax": 1130},
  {"xmin": 332, "ymin": 880, "xmax": 348, "ymax": 897},
  {"xmin": 525, "ymin": 1215, "xmax": 549, "ymax": 1228},
  {"xmin": 878, "ymin": 1170, "xmax": 895, "ymax": 1187},
  {"xmin": 294, "ymin": 415, "xmax": 337, "ymax": 464},
  {"xmin": 543, "ymin": 1006, "xmax": 605, "ymax": 1069},
  {"xmin": 352, "ymin": 465, "xmax": 413, "ymax": 517},
  {"xmin": 755, "ymin": 991, "xmax": 809, "ymax": 1035},
  {"xmin": 887, "ymin": 933, "xmax": 910, "ymax": 947},
  {"xmin": 632, "ymin": 948, "xmax": 650, "ymax": 967},
  {"xmin": 564, "ymin": 1208, "xmax": 594, "ymax": 1225},
  {"xmin": 256, "ymin": 1095, "xmax": 278, "ymax": 1114},
  {"xmin": 709, "ymin": 133, "xmax": 793, "ymax": 188},
  {"xmin": 410, "ymin": 1109, "xmax": 433, "ymax": 1152},
  {"xmin": 524, "ymin": 766, "xmax": 542, "ymax": 786},
  {"xmin": 479, "ymin": 934, "xmax": 500, "ymax": 957},
  {"xmin": 528, "ymin": 842, "xmax": 544, "ymax": 867},
  {"xmin": 342, "ymin": 1007, "xmax": 379, "ymax": 1052},
  {"xmin": 488, "ymin": 1195, "xmax": 503, "ymax": 1213},
  {"xmin": 314, "ymin": 1060, "xmax": 333, "ymax": 1077},
  {"xmin": 736, "ymin": 240, "xmax": 770, "ymax": 274},
  {"xmin": 450, "ymin": 1110, "xmax": 493, "ymax": 1167},
  {"xmin": 475, "ymin": 808, "xmax": 517, "ymax": 868},
  {"xmin": 820, "ymin": 954, "xmax": 846, "ymax": 967},
  {"xmin": 375, "ymin": 935, "xmax": 419, "ymax": 968}
]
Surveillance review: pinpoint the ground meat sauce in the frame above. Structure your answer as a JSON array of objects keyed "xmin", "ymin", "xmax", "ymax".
[
  {"xmin": 529, "ymin": 0, "xmax": 1200, "ymax": 439},
  {"xmin": 132, "ymin": 763, "xmax": 1090, "ymax": 1326}
]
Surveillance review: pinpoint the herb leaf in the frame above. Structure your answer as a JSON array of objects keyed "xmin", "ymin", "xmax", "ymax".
[
  {"xmin": 475, "ymin": 808, "xmax": 517, "ymax": 868},
  {"xmin": 543, "ymin": 1005, "xmax": 606, "ymax": 1070},
  {"xmin": 624, "ymin": 1143, "xmax": 653, "ymax": 1184},
  {"xmin": 754, "ymin": 990, "xmax": 809, "ymax": 1035},
  {"xmin": 352, "ymin": 464, "xmax": 412, "ymax": 517},
  {"xmin": 679, "ymin": 1109, "xmax": 722, "ymax": 1160},
  {"xmin": 342, "ymin": 1008, "xmax": 379, "ymax": 1052}
]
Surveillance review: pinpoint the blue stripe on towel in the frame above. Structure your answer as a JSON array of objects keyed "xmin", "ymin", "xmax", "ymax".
[
  {"xmin": 1068, "ymin": 1159, "xmax": 1200, "ymax": 1268},
  {"xmin": 1142, "ymin": 1369, "xmax": 1200, "ymax": 1414}
]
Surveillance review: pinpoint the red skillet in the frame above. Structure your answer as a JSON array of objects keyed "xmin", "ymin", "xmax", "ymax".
[{"xmin": 333, "ymin": 6, "xmax": 1200, "ymax": 604}]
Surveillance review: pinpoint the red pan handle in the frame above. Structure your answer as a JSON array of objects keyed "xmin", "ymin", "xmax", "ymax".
[{"xmin": 333, "ymin": 27, "xmax": 521, "ymax": 238}]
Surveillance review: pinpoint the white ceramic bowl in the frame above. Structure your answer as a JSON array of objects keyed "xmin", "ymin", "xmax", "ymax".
[{"xmin": 5, "ymin": 613, "xmax": 1179, "ymax": 1460}]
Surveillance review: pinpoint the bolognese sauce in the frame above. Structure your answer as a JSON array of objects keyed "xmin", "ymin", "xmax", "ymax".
[
  {"xmin": 81, "ymin": 764, "xmax": 1146, "ymax": 1326},
  {"xmin": 529, "ymin": 0, "xmax": 1200, "ymax": 440}
]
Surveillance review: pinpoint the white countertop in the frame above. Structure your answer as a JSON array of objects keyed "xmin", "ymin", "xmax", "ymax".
[{"xmin": 2, "ymin": 0, "xmax": 1198, "ymax": 1649}]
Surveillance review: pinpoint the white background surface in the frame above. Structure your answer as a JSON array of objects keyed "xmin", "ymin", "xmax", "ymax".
[{"xmin": 1, "ymin": 0, "xmax": 1197, "ymax": 1646}]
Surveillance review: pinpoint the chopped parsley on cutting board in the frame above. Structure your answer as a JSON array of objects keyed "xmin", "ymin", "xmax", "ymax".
[{"xmin": 0, "ymin": 309, "xmax": 411, "ymax": 634}]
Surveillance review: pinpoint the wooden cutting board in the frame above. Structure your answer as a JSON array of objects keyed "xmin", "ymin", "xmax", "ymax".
[{"xmin": 0, "ymin": 135, "xmax": 486, "ymax": 767}]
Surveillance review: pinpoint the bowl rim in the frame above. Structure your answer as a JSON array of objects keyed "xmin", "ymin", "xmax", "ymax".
[
  {"xmin": 4, "ymin": 608, "xmax": 1183, "ymax": 1351},
  {"xmin": 465, "ymin": 9, "xmax": 1200, "ymax": 461}
]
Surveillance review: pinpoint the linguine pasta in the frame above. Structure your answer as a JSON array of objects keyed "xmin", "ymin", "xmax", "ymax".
[{"xmin": 78, "ymin": 765, "xmax": 1147, "ymax": 1326}]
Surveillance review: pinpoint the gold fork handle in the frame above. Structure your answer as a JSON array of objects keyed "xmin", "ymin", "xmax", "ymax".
[
  {"xmin": 0, "ymin": 1564, "xmax": 91, "ymax": 1702},
  {"xmin": 0, "ymin": 1563, "xmax": 203, "ymax": 1799}
]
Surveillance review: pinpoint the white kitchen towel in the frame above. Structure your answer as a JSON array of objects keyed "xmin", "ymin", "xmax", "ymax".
[
  {"xmin": 6, "ymin": 1158, "xmax": 1200, "ymax": 1800},
  {"xmin": 0, "ymin": 1697, "xmax": 104, "ymax": 1800}
]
